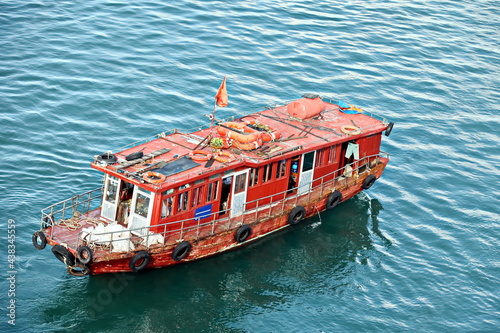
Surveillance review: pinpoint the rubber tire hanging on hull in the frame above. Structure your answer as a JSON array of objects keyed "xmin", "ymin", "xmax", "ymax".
[
  {"xmin": 52, "ymin": 245, "xmax": 75, "ymax": 266},
  {"xmin": 326, "ymin": 191, "xmax": 342, "ymax": 210},
  {"xmin": 172, "ymin": 241, "xmax": 192, "ymax": 262},
  {"xmin": 67, "ymin": 263, "xmax": 90, "ymax": 277},
  {"xmin": 288, "ymin": 206, "xmax": 306, "ymax": 225},
  {"xmin": 129, "ymin": 251, "xmax": 150, "ymax": 272},
  {"xmin": 32, "ymin": 231, "xmax": 47, "ymax": 250},
  {"xmin": 77, "ymin": 246, "xmax": 93, "ymax": 264},
  {"xmin": 385, "ymin": 122, "xmax": 394, "ymax": 136},
  {"xmin": 235, "ymin": 225, "xmax": 252, "ymax": 243},
  {"xmin": 362, "ymin": 174, "xmax": 377, "ymax": 190}
]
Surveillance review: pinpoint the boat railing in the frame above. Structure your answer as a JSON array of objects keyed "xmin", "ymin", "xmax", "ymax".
[
  {"xmin": 74, "ymin": 152, "xmax": 389, "ymax": 254},
  {"xmin": 40, "ymin": 187, "xmax": 103, "ymax": 238}
]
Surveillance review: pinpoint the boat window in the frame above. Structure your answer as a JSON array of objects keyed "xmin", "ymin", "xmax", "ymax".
[
  {"xmin": 177, "ymin": 184, "xmax": 190, "ymax": 212},
  {"xmin": 315, "ymin": 149, "xmax": 325, "ymax": 167},
  {"xmin": 191, "ymin": 185, "xmax": 204, "ymax": 207},
  {"xmin": 249, "ymin": 168, "xmax": 259, "ymax": 187},
  {"xmin": 262, "ymin": 164, "xmax": 272, "ymax": 183},
  {"xmin": 276, "ymin": 160, "xmax": 287, "ymax": 179},
  {"xmin": 328, "ymin": 145, "xmax": 337, "ymax": 163},
  {"xmin": 288, "ymin": 157, "xmax": 300, "ymax": 193},
  {"xmin": 234, "ymin": 173, "xmax": 246, "ymax": 194},
  {"xmin": 104, "ymin": 177, "xmax": 119, "ymax": 204},
  {"xmin": 162, "ymin": 195, "xmax": 175, "ymax": 218},
  {"xmin": 178, "ymin": 192, "xmax": 188, "ymax": 212},
  {"xmin": 134, "ymin": 192, "xmax": 150, "ymax": 218},
  {"xmin": 207, "ymin": 181, "xmax": 219, "ymax": 202},
  {"xmin": 303, "ymin": 151, "xmax": 315, "ymax": 171}
]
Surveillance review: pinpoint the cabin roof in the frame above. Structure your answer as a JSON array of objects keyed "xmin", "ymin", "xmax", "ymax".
[{"xmin": 91, "ymin": 96, "xmax": 390, "ymax": 192}]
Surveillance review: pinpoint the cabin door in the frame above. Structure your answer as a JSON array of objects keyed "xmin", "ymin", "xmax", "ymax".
[
  {"xmin": 230, "ymin": 169, "xmax": 249, "ymax": 218},
  {"xmin": 298, "ymin": 151, "xmax": 316, "ymax": 195},
  {"xmin": 101, "ymin": 175, "xmax": 122, "ymax": 222},
  {"xmin": 128, "ymin": 188, "xmax": 155, "ymax": 235}
]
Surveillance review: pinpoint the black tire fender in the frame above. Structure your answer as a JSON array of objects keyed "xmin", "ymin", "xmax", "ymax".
[
  {"xmin": 385, "ymin": 122, "xmax": 394, "ymax": 136},
  {"xmin": 172, "ymin": 241, "xmax": 192, "ymax": 262},
  {"xmin": 129, "ymin": 251, "xmax": 150, "ymax": 272},
  {"xmin": 235, "ymin": 225, "xmax": 252, "ymax": 243},
  {"xmin": 52, "ymin": 245, "xmax": 75, "ymax": 266},
  {"xmin": 288, "ymin": 206, "xmax": 306, "ymax": 225},
  {"xmin": 326, "ymin": 191, "xmax": 342, "ymax": 210},
  {"xmin": 67, "ymin": 263, "xmax": 90, "ymax": 277},
  {"xmin": 362, "ymin": 174, "xmax": 377, "ymax": 190},
  {"xmin": 77, "ymin": 246, "xmax": 93, "ymax": 264},
  {"xmin": 32, "ymin": 231, "xmax": 47, "ymax": 250}
]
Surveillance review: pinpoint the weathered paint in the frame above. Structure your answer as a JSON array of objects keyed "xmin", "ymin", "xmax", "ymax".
[{"xmin": 36, "ymin": 96, "xmax": 393, "ymax": 276}]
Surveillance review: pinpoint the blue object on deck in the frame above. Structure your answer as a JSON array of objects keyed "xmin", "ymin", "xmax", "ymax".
[{"xmin": 337, "ymin": 100, "xmax": 351, "ymax": 109}]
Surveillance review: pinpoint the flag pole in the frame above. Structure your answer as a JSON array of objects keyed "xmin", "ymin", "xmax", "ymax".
[
  {"xmin": 211, "ymin": 99, "xmax": 217, "ymax": 128},
  {"xmin": 211, "ymin": 76, "xmax": 228, "ymax": 127}
]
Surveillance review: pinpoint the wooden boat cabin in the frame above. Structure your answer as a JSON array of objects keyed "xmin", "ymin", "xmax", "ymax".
[{"xmin": 32, "ymin": 94, "xmax": 394, "ymax": 276}]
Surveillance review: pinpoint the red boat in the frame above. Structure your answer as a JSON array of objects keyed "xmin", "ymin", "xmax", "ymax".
[{"xmin": 32, "ymin": 88, "xmax": 394, "ymax": 276}]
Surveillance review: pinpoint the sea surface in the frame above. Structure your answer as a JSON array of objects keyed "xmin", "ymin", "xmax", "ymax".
[{"xmin": 1, "ymin": 1, "xmax": 499, "ymax": 332}]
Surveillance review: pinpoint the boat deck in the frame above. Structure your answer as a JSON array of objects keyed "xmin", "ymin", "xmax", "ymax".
[{"xmin": 45, "ymin": 209, "xmax": 103, "ymax": 249}]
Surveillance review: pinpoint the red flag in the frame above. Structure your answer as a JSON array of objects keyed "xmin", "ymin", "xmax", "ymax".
[{"xmin": 215, "ymin": 76, "xmax": 228, "ymax": 107}]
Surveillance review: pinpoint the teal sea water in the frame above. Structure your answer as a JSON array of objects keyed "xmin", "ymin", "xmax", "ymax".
[{"xmin": 1, "ymin": 1, "xmax": 499, "ymax": 332}]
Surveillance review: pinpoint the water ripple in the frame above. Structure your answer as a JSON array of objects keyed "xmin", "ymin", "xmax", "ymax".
[{"xmin": 1, "ymin": 1, "xmax": 499, "ymax": 332}]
